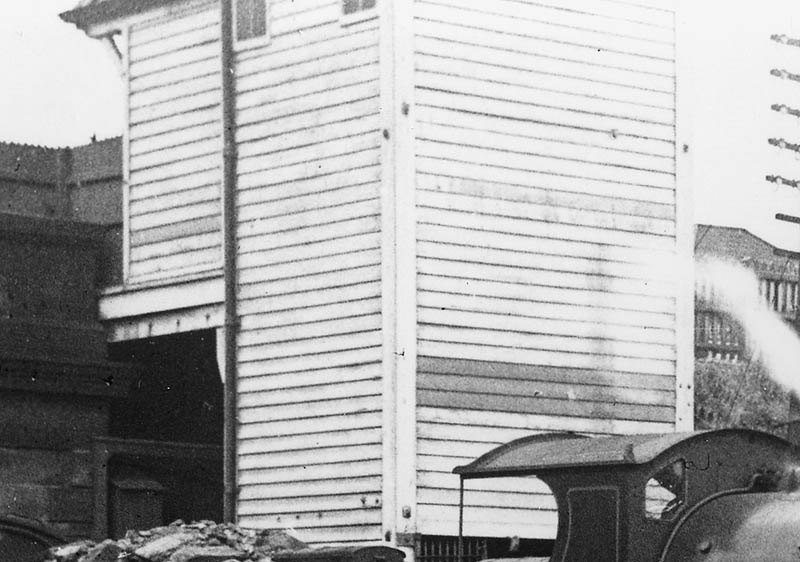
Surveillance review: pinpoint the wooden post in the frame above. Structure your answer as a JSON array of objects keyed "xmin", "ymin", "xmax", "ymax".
[
  {"xmin": 457, "ymin": 478, "xmax": 465, "ymax": 562},
  {"xmin": 380, "ymin": 0, "xmax": 417, "ymax": 549}
]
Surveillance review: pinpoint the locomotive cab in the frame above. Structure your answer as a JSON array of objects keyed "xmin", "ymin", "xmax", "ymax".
[{"xmin": 454, "ymin": 429, "xmax": 800, "ymax": 562}]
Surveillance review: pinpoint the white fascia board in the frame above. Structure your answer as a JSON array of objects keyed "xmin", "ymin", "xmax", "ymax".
[{"xmin": 99, "ymin": 273, "xmax": 224, "ymax": 320}]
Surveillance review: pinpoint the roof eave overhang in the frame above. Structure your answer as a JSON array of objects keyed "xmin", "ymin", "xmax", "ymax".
[{"xmin": 60, "ymin": 0, "xmax": 182, "ymax": 34}]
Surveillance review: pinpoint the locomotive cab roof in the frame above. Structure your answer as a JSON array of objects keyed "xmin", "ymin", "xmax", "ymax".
[
  {"xmin": 455, "ymin": 431, "xmax": 690, "ymax": 478},
  {"xmin": 453, "ymin": 428, "xmax": 795, "ymax": 478},
  {"xmin": 453, "ymin": 429, "xmax": 800, "ymax": 562}
]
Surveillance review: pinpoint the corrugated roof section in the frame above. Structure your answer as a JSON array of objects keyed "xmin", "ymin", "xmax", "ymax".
[
  {"xmin": 0, "ymin": 138, "xmax": 121, "ymax": 185},
  {"xmin": 0, "ymin": 142, "xmax": 61, "ymax": 184},
  {"xmin": 695, "ymin": 224, "xmax": 800, "ymax": 278},
  {"xmin": 72, "ymin": 137, "xmax": 122, "ymax": 183}
]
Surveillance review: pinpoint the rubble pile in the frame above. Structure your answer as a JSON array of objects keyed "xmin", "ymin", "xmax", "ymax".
[{"xmin": 44, "ymin": 520, "xmax": 308, "ymax": 562}]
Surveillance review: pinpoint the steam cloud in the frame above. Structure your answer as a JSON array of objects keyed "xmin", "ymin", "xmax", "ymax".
[{"xmin": 695, "ymin": 258, "xmax": 800, "ymax": 397}]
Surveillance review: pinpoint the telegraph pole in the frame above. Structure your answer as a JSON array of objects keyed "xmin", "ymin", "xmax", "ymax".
[{"xmin": 768, "ymin": 33, "xmax": 800, "ymax": 441}]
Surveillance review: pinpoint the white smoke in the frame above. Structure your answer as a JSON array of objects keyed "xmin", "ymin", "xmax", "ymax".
[{"xmin": 695, "ymin": 258, "xmax": 800, "ymax": 397}]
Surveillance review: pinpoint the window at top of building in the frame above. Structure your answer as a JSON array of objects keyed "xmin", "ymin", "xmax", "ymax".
[
  {"xmin": 236, "ymin": 0, "xmax": 267, "ymax": 42},
  {"xmin": 343, "ymin": 0, "xmax": 376, "ymax": 16}
]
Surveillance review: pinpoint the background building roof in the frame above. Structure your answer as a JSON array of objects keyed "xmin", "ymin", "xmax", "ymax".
[
  {"xmin": 0, "ymin": 137, "xmax": 121, "ymax": 185},
  {"xmin": 695, "ymin": 224, "xmax": 800, "ymax": 279}
]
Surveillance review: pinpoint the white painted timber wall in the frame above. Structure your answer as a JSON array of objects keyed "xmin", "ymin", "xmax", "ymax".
[
  {"xmin": 127, "ymin": 1, "xmax": 223, "ymax": 282},
  {"xmin": 412, "ymin": 0, "xmax": 680, "ymax": 539},
  {"xmin": 233, "ymin": 0, "xmax": 384, "ymax": 544}
]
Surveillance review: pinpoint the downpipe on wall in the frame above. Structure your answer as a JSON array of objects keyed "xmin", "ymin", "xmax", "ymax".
[{"xmin": 220, "ymin": 0, "xmax": 239, "ymax": 524}]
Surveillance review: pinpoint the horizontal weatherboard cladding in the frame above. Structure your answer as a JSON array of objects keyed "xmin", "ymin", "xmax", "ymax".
[
  {"xmin": 126, "ymin": 0, "xmax": 222, "ymax": 281},
  {"xmin": 233, "ymin": 0, "xmax": 383, "ymax": 544},
  {"xmin": 413, "ymin": 0, "xmax": 677, "ymax": 540},
  {"xmin": 417, "ymin": 358, "xmax": 675, "ymax": 422}
]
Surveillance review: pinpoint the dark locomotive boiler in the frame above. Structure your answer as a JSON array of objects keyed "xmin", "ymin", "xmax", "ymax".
[{"xmin": 454, "ymin": 428, "xmax": 800, "ymax": 562}]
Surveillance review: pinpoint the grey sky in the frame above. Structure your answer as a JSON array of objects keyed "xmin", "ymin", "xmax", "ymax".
[{"xmin": 0, "ymin": 0, "xmax": 123, "ymax": 147}]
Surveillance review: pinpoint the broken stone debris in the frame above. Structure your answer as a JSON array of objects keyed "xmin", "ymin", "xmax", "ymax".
[{"xmin": 44, "ymin": 520, "xmax": 308, "ymax": 562}]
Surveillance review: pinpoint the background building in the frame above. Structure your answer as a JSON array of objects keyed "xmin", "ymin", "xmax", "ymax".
[
  {"xmin": 694, "ymin": 224, "xmax": 799, "ymax": 361},
  {"xmin": 0, "ymin": 139, "xmax": 223, "ymax": 541},
  {"xmin": 693, "ymin": 224, "xmax": 798, "ymax": 435},
  {"xmin": 0, "ymin": 139, "xmax": 131, "ymax": 540},
  {"xmin": 0, "ymin": 138, "xmax": 123, "ymax": 284}
]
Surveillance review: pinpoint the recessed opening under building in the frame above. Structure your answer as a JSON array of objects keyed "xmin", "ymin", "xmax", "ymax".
[{"xmin": 104, "ymin": 329, "xmax": 223, "ymax": 537}]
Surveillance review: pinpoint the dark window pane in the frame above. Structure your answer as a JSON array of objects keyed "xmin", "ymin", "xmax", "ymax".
[
  {"xmin": 343, "ymin": 0, "xmax": 360, "ymax": 15},
  {"xmin": 251, "ymin": 0, "xmax": 266, "ymax": 38},
  {"xmin": 363, "ymin": 0, "xmax": 376, "ymax": 9},
  {"xmin": 237, "ymin": 0, "xmax": 266, "ymax": 41},
  {"xmin": 236, "ymin": 0, "xmax": 252, "ymax": 41}
]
